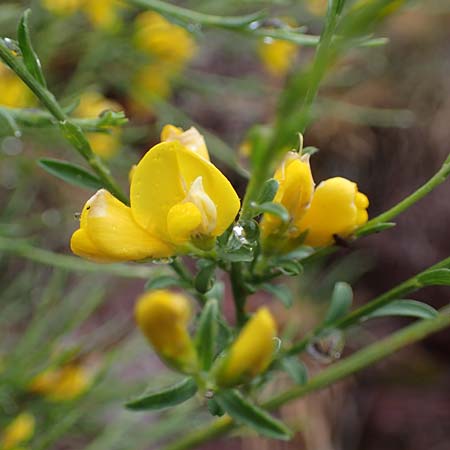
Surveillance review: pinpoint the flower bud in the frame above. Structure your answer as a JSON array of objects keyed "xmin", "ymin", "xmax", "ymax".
[
  {"xmin": 1, "ymin": 413, "xmax": 35, "ymax": 450},
  {"xmin": 296, "ymin": 177, "xmax": 369, "ymax": 246},
  {"xmin": 29, "ymin": 365, "xmax": 90, "ymax": 402},
  {"xmin": 215, "ymin": 308, "xmax": 277, "ymax": 387},
  {"xmin": 135, "ymin": 290, "xmax": 198, "ymax": 373}
]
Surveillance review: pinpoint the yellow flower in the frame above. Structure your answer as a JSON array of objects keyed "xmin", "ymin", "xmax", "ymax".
[
  {"xmin": 134, "ymin": 12, "xmax": 196, "ymax": 67},
  {"xmin": 0, "ymin": 65, "xmax": 32, "ymax": 108},
  {"xmin": 1, "ymin": 413, "xmax": 35, "ymax": 450},
  {"xmin": 258, "ymin": 38, "xmax": 298, "ymax": 77},
  {"xmin": 41, "ymin": 0, "xmax": 83, "ymax": 15},
  {"xmin": 215, "ymin": 308, "xmax": 277, "ymax": 387},
  {"xmin": 261, "ymin": 151, "xmax": 315, "ymax": 239},
  {"xmin": 296, "ymin": 177, "xmax": 369, "ymax": 247},
  {"xmin": 75, "ymin": 91, "xmax": 122, "ymax": 159},
  {"xmin": 135, "ymin": 290, "xmax": 198, "ymax": 372},
  {"xmin": 132, "ymin": 64, "xmax": 173, "ymax": 104},
  {"xmin": 29, "ymin": 365, "xmax": 90, "ymax": 402},
  {"xmin": 161, "ymin": 124, "xmax": 209, "ymax": 161},
  {"xmin": 70, "ymin": 128, "xmax": 240, "ymax": 261},
  {"xmin": 81, "ymin": 0, "xmax": 122, "ymax": 31}
]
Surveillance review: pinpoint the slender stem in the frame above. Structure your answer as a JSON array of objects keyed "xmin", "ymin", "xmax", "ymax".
[
  {"xmin": 164, "ymin": 307, "xmax": 450, "ymax": 450},
  {"xmin": 230, "ymin": 262, "xmax": 249, "ymax": 327},
  {"xmin": 357, "ymin": 158, "xmax": 450, "ymax": 235},
  {"xmin": 0, "ymin": 236, "xmax": 157, "ymax": 279},
  {"xmin": 0, "ymin": 41, "xmax": 128, "ymax": 204}
]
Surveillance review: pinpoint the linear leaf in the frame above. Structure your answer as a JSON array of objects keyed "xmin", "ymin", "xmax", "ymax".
[
  {"xmin": 125, "ymin": 378, "xmax": 197, "ymax": 411},
  {"xmin": 418, "ymin": 269, "xmax": 450, "ymax": 287},
  {"xmin": 17, "ymin": 9, "xmax": 46, "ymax": 87},
  {"xmin": 251, "ymin": 202, "xmax": 289, "ymax": 222},
  {"xmin": 215, "ymin": 390, "xmax": 292, "ymax": 440},
  {"xmin": 324, "ymin": 282, "xmax": 353, "ymax": 326},
  {"xmin": 363, "ymin": 299, "xmax": 438, "ymax": 321},
  {"xmin": 38, "ymin": 158, "xmax": 102, "ymax": 190},
  {"xmin": 195, "ymin": 298, "xmax": 219, "ymax": 370}
]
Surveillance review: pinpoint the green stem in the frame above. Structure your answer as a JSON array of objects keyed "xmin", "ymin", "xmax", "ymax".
[
  {"xmin": 0, "ymin": 41, "xmax": 128, "ymax": 204},
  {"xmin": 164, "ymin": 307, "xmax": 450, "ymax": 450},
  {"xmin": 0, "ymin": 236, "xmax": 156, "ymax": 279},
  {"xmin": 357, "ymin": 158, "xmax": 450, "ymax": 235},
  {"xmin": 286, "ymin": 255, "xmax": 450, "ymax": 356},
  {"xmin": 230, "ymin": 262, "xmax": 248, "ymax": 326}
]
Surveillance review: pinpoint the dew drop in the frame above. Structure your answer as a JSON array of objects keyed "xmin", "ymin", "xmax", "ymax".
[{"xmin": 307, "ymin": 329, "xmax": 345, "ymax": 364}]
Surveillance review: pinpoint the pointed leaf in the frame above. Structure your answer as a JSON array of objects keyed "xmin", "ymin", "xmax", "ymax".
[
  {"xmin": 363, "ymin": 299, "xmax": 438, "ymax": 321},
  {"xmin": 262, "ymin": 283, "xmax": 293, "ymax": 308},
  {"xmin": 215, "ymin": 389, "xmax": 292, "ymax": 440},
  {"xmin": 324, "ymin": 282, "xmax": 353, "ymax": 326},
  {"xmin": 251, "ymin": 202, "xmax": 289, "ymax": 222},
  {"xmin": 194, "ymin": 261, "xmax": 216, "ymax": 294},
  {"xmin": 17, "ymin": 9, "xmax": 46, "ymax": 87},
  {"xmin": 417, "ymin": 269, "xmax": 450, "ymax": 287},
  {"xmin": 38, "ymin": 158, "xmax": 102, "ymax": 190},
  {"xmin": 145, "ymin": 275, "xmax": 189, "ymax": 291},
  {"xmin": 195, "ymin": 298, "xmax": 219, "ymax": 370},
  {"xmin": 125, "ymin": 378, "xmax": 197, "ymax": 411},
  {"xmin": 280, "ymin": 357, "xmax": 308, "ymax": 385},
  {"xmin": 256, "ymin": 178, "xmax": 279, "ymax": 204}
]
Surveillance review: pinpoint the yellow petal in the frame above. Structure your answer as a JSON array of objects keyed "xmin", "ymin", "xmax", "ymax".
[
  {"xmin": 72, "ymin": 189, "xmax": 173, "ymax": 261},
  {"xmin": 167, "ymin": 202, "xmax": 202, "ymax": 244},
  {"xmin": 297, "ymin": 177, "xmax": 369, "ymax": 247},
  {"xmin": 135, "ymin": 290, "xmax": 198, "ymax": 372},
  {"xmin": 1, "ymin": 413, "xmax": 35, "ymax": 450},
  {"xmin": 70, "ymin": 228, "xmax": 119, "ymax": 263},
  {"xmin": 161, "ymin": 124, "xmax": 210, "ymax": 161},
  {"xmin": 258, "ymin": 38, "xmax": 298, "ymax": 77},
  {"xmin": 216, "ymin": 308, "xmax": 277, "ymax": 387},
  {"xmin": 130, "ymin": 141, "xmax": 240, "ymax": 241}
]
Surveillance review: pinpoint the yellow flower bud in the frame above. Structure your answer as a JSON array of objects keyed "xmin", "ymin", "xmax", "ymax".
[
  {"xmin": 135, "ymin": 290, "xmax": 198, "ymax": 373},
  {"xmin": 132, "ymin": 64, "xmax": 173, "ymax": 103},
  {"xmin": 134, "ymin": 12, "xmax": 196, "ymax": 67},
  {"xmin": 258, "ymin": 38, "xmax": 298, "ymax": 77},
  {"xmin": 261, "ymin": 151, "xmax": 315, "ymax": 239},
  {"xmin": 41, "ymin": 0, "xmax": 83, "ymax": 15},
  {"xmin": 1, "ymin": 413, "xmax": 35, "ymax": 450},
  {"xmin": 29, "ymin": 365, "xmax": 90, "ymax": 402},
  {"xmin": 215, "ymin": 308, "xmax": 277, "ymax": 387},
  {"xmin": 296, "ymin": 177, "xmax": 369, "ymax": 246},
  {"xmin": 81, "ymin": 0, "xmax": 122, "ymax": 31}
]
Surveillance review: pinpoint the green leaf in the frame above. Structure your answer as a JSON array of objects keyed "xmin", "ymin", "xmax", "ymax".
[
  {"xmin": 417, "ymin": 269, "xmax": 450, "ymax": 286},
  {"xmin": 262, "ymin": 283, "xmax": 293, "ymax": 308},
  {"xmin": 38, "ymin": 158, "xmax": 102, "ymax": 190},
  {"xmin": 363, "ymin": 299, "xmax": 438, "ymax": 321},
  {"xmin": 215, "ymin": 390, "xmax": 292, "ymax": 440},
  {"xmin": 195, "ymin": 298, "xmax": 219, "ymax": 370},
  {"xmin": 301, "ymin": 146, "xmax": 319, "ymax": 156},
  {"xmin": 355, "ymin": 222, "xmax": 396, "ymax": 237},
  {"xmin": 256, "ymin": 178, "xmax": 279, "ymax": 204},
  {"xmin": 17, "ymin": 10, "xmax": 46, "ymax": 87},
  {"xmin": 324, "ymin": 282, "xmax": 353, "ymax": 326},
  {"xmin": 125, "ymin": 378, "xmax": 197, "ymax": 411},
  {"xmin": 207, "ymin": 398, "xmax": 224, "ymax": 417},
  {"xmin": 59, "ymin": 121, "xmax": 92, "ymax": 158},
  {"xmin": 145, "ymin": 275, "xmax": 189, "ymax": 291},
  {"xmin": 251, "ymin": 202, "xmax": 289, "ymax": 222},
  {"xmin": 280, "ymin": 357, "xmax": 308, "ymax": 385},
  {"xmin": 277, "ymin": 259, "xmax": 303, "ymax": 276},
  {"xmin": 194, "ymin": 261, "xmax": 216, "ymax": 294}
]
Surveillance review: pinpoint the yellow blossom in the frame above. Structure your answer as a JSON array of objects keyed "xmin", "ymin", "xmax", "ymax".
[
  {"xmin": 258, "ymin": 37, "xmax": 298, "ymax": 77},
  {"xmin": 74, "ymin": 91, "xmax": 122, "ymax": 159},
  {"xmin": 161, "ymin": 124, "xmax": 209, "ymax": 161},
  {"xmin": 29, "ymin": 365, "xmax": 90, "ymax": 401},
  {"xmin": 71, "ymin": 128, "xmax": 240, "ymax": 261},
  {"xmin": 0, "ymin": 65, "xmax": 32, "ymax": 108},
  {"xmin": 1, "ymin": 413, "xmax": 35, "ymax": 450},
  {"xmin": 261, "ymin": 151, "xmax": 315, "ymax": 239},
  {"xmin": 215, "ymin": 308, "xmax": 277, "ymax": 387},
  {"xmin": 296, "ymin": 177, "xmax": 369, "ymax": 247},
  {"xmin": 134, "ymin": 12, "xmax": 196, "ymax": 67},
  {"xmin": 135, "ymin": 290, "xmax": 198, "ymax": 372},
  {"xmin": 81, "ymin": 0, "xmax": 122, "ymax": 31},
  {"xmin": 41, "ymin": 0, "xmax": 83, "ymax": 15},
  {"xmin": 132, "ymin": 64, "xmax": 173, "ymax": 105}
]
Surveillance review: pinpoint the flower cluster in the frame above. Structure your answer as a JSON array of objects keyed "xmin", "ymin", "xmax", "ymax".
[{"xmin": 135, "ymin": 290, "xmax": 277, "ymax": 387}]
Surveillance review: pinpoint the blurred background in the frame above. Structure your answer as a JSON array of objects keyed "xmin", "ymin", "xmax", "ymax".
[{"xmin": 0, "ymin": 0, "xmax": 449, "ymax": 449}]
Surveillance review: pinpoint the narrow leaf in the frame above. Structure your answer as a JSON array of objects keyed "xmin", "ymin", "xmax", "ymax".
[
  {"xmin": 252, "ymin": 202, "xmax": 289, "ymax": 222},
  {"xmin": 17, "ymin": 9, "xmax": 46, "ymax": 87},
  {"xmin": 256, "ymin": 178, "xmax": 279, "ymax": 204},
  {"xmin": 363, "ymin": 299, "xmax": 438, "ymax": 321},
  {"xmin": 215, "ymin": 390, "xmax": 292, "ymax": 440},
  {"xmin": 324, "ymin": 282, "xmax": 353, "ymax": 326},
  {"xmin": 418, "ymin": 269, "xmax": 450, "ymax": 287},
  {"xmin": 355, "ymin": 222, "xmax": 396, "ymax": 237},
  {"xmin": 280, "ymin": 357, "xmax": 308, "ymax": 385},
  {"xmin": 195, "ymin": 298, "xmax": 219, "ymax": 370},
  {"xmin": 38, "ymin": 158, "xmax": 102, "ymax": 190},
  {"xmin": 125, "ymin": 378, "xmax": 197, "ymax": 411},
  {"xmin": 194, "ymin": 261, "xmax": 216, "ymax": 294}
]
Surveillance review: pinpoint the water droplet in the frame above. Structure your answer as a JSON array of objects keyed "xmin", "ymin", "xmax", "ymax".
[
  {"xmin": 273, "ymin": 336, "xmax": 282, "ymax": 354},
  {"xmin": 2, "ymin": 136, "xmax": 23, "ymax": 156},
  {"xmin": 152, "ymin": 257, "xmax": 175, "ymax": 265},
  {"xmin": 231, "ymin": 225, "xmax": 249, "ymax": 245},
  {"xmin": 249, "ymin": 20, "xmax": 261, "ymax": 30},
  {"xmin": 307, "ymin": 329, "xmax": 345, "ymax": 364}
]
